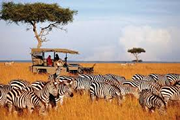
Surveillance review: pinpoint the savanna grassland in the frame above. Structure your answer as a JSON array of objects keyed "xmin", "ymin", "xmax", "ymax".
[{"xmin": 0, "ymin": 62, "xmax": 180, "ymax": 120}]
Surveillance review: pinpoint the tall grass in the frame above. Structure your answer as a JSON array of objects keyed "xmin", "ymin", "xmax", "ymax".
[{"xmin": 0, "ymin": 63, "xmax": 180, "ymax": 120}]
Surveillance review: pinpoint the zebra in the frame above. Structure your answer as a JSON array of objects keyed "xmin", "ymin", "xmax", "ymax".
[
  {"xmin": 149, "ymin": 74, "xmax": 170, "ymax": 86},
  {"xmin": 148, "ymin": 73, "xmax": 160, "ymax": 81},
  {"xmin": 165, "ymin": 73, "xmax": 180, "ymax": 85},
  {"xmin": 78, "ymin": 74, "xmax": 118, "ymax": 85},
  {"xmin": 159, "ymin": 86, "xmax": 180, "ymax": 105},
  {"xmin": 123, "ymin": 80, "xmax": 160, "ymax": 95},
  {"xmin": 132, "ymin": 74, "xmax": 155, "ymax": 82},
  {"xmin": 31, "ymin": 80, "xmax": 59, "ymax": 109},
  {"xmin": 6, "ymin": 88, "xmax": 46, "ymax": 115},
  {"xmin": 137, "ymin": 81, "xmax": 161, "ymax": 95},
  {"xmin": 90, "ymin": 82, "xmax": 123, "ymax": 105},
  {"xmin": 8, "ymin": 79, "xmax": 31, "ymax": 91},
  {"xmin": 139, "ymin": 89, "xmax": 166, "ymax": 115},
  {"xmin": 112, "ymin": 83, "xmax": 140, "ymax": 99},
  {"xmin": 0, "ymin": 84, "xmax": 11, "ymax": 106},
  {"xmin": 122, "ymin": 80, "xmax": 140, "ymax": 87},
  {"xmin": 6, "ymin": 86, "xmax": 33, "ymax": 112},
  {"xmin": 103, "ymin": 74, "xmax": 126, "ymax": 84},
  {"xmin": 55, "ymin": 83, "xmax": 74, "ymax": 105},
  {"xmin": 33, "ymin": 80, "xmax": 59, "ymax": 109},
  {"xmin": 72, "ymin": 77, "xmax": 93, "ymax": 95}
]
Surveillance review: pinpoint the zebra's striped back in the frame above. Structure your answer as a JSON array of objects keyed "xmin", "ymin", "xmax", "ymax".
[
  {"xmin": 152, "ymin": 74, "xmax": 170, "ymax": 86},
  {"xmin": 123, "ymin": 80, "xmax": 160, "ymax": 95},
  {"xmin": 138, "ymin": 81, "xmax": 161, "ymax": 95},
  {"xmin": 90, "ymin": 82, "xmax": 122, "ymax": 105},
  {"xmin": 113, "ymin": 83, "xmax": 139, "ymax": 99},
  {"xmin": 78, "ymin": 74, "xmax": 105, "ymax": 82},
  {"xmin": 104, "ymin": 74, "xmax": 125, "ymax": 84},
  {"xmin": 132, "ymin": 74, "xmax": 144, "ymax": 81},
  {"xmin": 122, "ymin": 80, "xmax": 140, "ymax": 87},
  {"xmin": 31, "ymin": 81, "xmax": 47, "ymax": 91},
  {"xmin": 9, "ymin": 79, "xmax": 30, "ymax": 91},
  {"xmin": 73, "ymin": 77, "xmax": 92, "ymax": 94},
  {"xmin": 132, "ymin": 74, "xmax": 155, "ymax": 82}
]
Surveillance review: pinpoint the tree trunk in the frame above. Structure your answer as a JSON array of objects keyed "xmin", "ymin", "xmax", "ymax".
[
  {"xmin": 134, "ymin": 53, "xmax": 139, "ymax": 63},
  {"xmin": 32, "ymin": 22, "xmax": 42, "ymax": 48}
]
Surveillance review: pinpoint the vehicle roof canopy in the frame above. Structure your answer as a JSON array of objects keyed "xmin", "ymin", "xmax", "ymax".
[{"xmin": 31, "ymin": 48, "xmax": 79, "ymax": 54}]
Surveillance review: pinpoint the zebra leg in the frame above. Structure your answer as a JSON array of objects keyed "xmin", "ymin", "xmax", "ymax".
[
  {"xmin": 105, "ymin": 96, "xmax": 112, "ymax": 102},
  {"xmin": 151, "ymin": 109, "xmax": 155, "ymax": 113},
  {"xmin": 117, "ymin": 96, "xmax": 123, "ymax": 106},
  {"xmin": 122, "ymin": 95, "xmax": 125, "ymax": 100},
  {"xmin": 158, "ymin": 108, "xmax": 166, "ymax": 115},
  {"xmin": 38, "ymin": 100, "xmax": 47, "ymax": 115},
  {"xmin": 145, "ymin": 106, "xmax": 149, "ymax": 112},
  {"xmin": 79, "ymin": 90, "xmax": 84, "ymax": 95},
  {"xmin": 45, "ymin": 103, "xmax": 50, "ymax": 111},
  {"xmin": 39, "ymin": 108, "xmax": 47, "ymax": 116},
  {"xmin": 58, "ymin": 96, "xmax": 64, "ymax": 105},
  {"xmin": 28, "ymin": 106, "xmax": 34, "ymax": 114},
  {"xmin": 90, "ymin": 93, "xmax": 96, "ymax": 102},
  {"xmin": 7, "ymin": 103, "xmax": 13, "ymax": 113}
]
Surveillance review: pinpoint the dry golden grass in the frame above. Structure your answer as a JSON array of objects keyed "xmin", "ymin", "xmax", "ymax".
[{"xmin": 0, "ymin": 62, "xmax": 180, "ymax": 120}]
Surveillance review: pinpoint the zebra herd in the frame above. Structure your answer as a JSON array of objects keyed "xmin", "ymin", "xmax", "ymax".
[
  {"xmin": 71, "ymin": 73, "xmax": 180, "ymax": 114},
  {"xmin": 0, "ymin": 73, "xmax": 180, "ymax": 115},
  {"xmin": 0, "ymin": 76, "xmax": 73, "ymax": 115}
]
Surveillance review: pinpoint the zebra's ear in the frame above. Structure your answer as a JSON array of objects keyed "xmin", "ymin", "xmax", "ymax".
[{"xmin": 115, "ymin": 91, "xmax": 120, "ymax": 96}]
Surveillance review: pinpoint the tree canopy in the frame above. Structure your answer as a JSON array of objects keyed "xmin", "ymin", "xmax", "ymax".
[
  {"xmin": 128, "ymin": 48, "xmax": 146, "ymax": 54},
  {"xmin": 128, "ymin": 47, "xmax": 146, "ymax": 62},
  {"xmin": 0, "ymin": 2, "xmax": 77, "ymax": 48}
]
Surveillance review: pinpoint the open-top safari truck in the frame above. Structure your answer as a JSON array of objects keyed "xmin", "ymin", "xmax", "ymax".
[{"xmin": 30, "ymin": 48, "xmax": 83, "ymax": 74}]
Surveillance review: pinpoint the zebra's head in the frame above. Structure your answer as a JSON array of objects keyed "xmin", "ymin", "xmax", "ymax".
[
  {"xmin": 69, "ymin": 79, "xmax": 77, "ymax": 90},
  {"xmin": 61, "ymin": 84, "xmax": 74, "ymax": 98},
  {"xmin": 46, "ymin": 81, "xmax": 59, "ymax": 97},
  {"xmin": 130, "ymin": 87, "xmax": 140, "ymax": 99}
]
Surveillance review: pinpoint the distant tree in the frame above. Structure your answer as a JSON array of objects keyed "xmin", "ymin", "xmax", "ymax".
[
  {"xmin": 0, "ymin": 2, "xmax": 77, "ymax": 48},
  {"xmin": 128, "ymin": 47, "xmax": 146, "ymax": 62}
]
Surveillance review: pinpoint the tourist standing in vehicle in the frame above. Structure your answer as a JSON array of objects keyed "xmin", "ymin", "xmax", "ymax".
[
  {"xmin": 54, "ymin": 54, "xmax": 60, "ymax": 61},
  {"xmin": 47, "ymin": 55, "xmax": 53, "ymax": 66}
]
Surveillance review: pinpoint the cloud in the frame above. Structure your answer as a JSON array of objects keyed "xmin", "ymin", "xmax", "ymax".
[
  {"xmin": 119, "ymin": 25, "xmax": 180, "ymax": 61},
  {"xmin": 83, "ymin": 46, "xmax": 118, "ymax": 61}
]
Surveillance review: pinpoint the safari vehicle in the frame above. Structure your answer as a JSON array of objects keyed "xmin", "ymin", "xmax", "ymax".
[{"xmin": 30, "ymin": 48, "xmax": 83, "ymax": 74}]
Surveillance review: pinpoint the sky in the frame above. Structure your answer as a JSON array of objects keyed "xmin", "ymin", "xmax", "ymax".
[{"xmin": 0, "ymin": 0, "xmax": 180, "ymax": 61}]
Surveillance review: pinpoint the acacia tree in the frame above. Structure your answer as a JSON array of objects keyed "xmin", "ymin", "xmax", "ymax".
[
  {"xmin": 0, "ymin": 2, "xmax": 77, "ymax": 48},
  {"xmin": 128, "ymin": 47, "xmax": 146, "ymax": 62}
]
